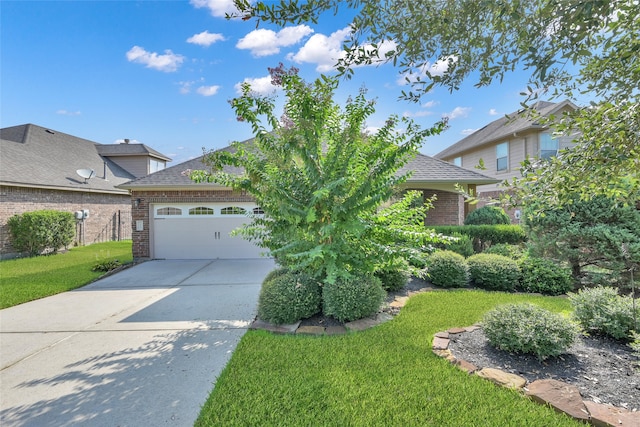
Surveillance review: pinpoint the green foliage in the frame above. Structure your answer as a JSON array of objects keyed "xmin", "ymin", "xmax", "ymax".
[
  {"xmin": 191, "ymin": 70, "xmax": 448, "ymax": 284},
  {"xmin": 262, "ymin": 267, "xmax": 289, "ymax": 283},
  {"xmin": 436, "ymin": 232, "xmax": 474, "ymax": 258},
  {"xmin": 569, "ymin": 286, "xmax": 639, "ymax": 341},
  {"xmin": 427, "ymin": 250, "xmax": 468, "ymax": 288},
  {"xmin": 257, "ymin": 271, "xmax": 322, "ymax": 325},
  {"xmin": 467, "ymin": 253, "xmax": 521, "ymax": 292},
  {"xmin": 518, "ymin": 256, "xmax": 574, "ymax": 296},
  {"xmin": 431, "ymin": 225, "xmax": 526, "ymax": 253},
  {"xmin": 484, "ymin": 243, "xmax": 526, "ymax": 260},
  {"xmin": 524, "ymin": 195, "xmax": 640, "ymax": 283},
  {"xmin": 7, "ymin": 210, "xmax": 75, "ymax": 256},
  {"xmin": 482, "ymin": 303, "xmax": 579, "ymax": 361},
  {"xmin": 91, "ymin": 259, "xmax": 122, "ymax": 272},
  {"xmin": 631, "ymin": 332, "xmax": 640, "ymax": 366},
  {"xmin": 322, "ymin": 274, "xmax": 385, "ymax": 322},
  {"xmin": 464, "ymin": 206, "xmax": 510, "ymax": 226},
  {"xmin": 374, "ymin": 266, "xmax": 409, "ymax": 292}
]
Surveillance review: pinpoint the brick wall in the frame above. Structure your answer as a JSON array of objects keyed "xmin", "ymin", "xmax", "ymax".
[
  {"xmin": 476, "ymin": 189, "xmax": 521, "ymax": 224},
  {"xmin": 412, "ymin": 189, "xmax": 465, "ymax": 226},
  {"xmin": 0, "ymin": 185, "xmax": 131, "ymax": 258},
  {"xmin": 130, "ymin": 189, "xmax": 254, "ymax": 260}
]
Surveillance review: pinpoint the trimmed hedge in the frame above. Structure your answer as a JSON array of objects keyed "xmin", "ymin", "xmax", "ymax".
[
  {"xmin": 375, "ymin": 268, "xmax": 409, "ymax": 292},
  {"xmin": 7, "ymin": 210, "xmax": 75, "ymax": 256},
  {"xmin": 322, "ymin": 275, "xmax": 385, "ymax": 322},
  {"xmin": 483, "ymin": 303, "xmax": 579, "ymax": 361},
  {"xmin": 464, "ymin": 206, "xmax": 510, "ymax": 225},
  {"xmin": 431, "ymin": 225, "xmax": 526, "ymax": 253},
  {"xmin": 484, "ymin": 243, "xmax": 526, "ymax": 260},
  {"xmin": 435, "ymin": 232, "xmax": 474, "ymax": 257},
  {"xmin": 257, "ymin": 271, "xmax": 321, "ymax": 325},
  {"xmin": 467, "ymin": 253, "xmax": 521, "ymax": 292},
  {"xmin": 427, "ymin": 250, "xmax": 468, "ymax": 288},
  {"xmin": 518, "ymin": 256, "xmax": 574, "ymax": 296}
]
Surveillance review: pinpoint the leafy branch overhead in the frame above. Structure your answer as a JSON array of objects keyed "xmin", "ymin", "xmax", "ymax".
[{"xmin": 191, "ymin": 66, "xmax": 448, "ymax": 282}]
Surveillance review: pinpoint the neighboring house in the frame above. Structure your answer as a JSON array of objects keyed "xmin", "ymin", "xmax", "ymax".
[
  {"xmin": 0, "ymin": 124, "xmax": 171, "ymax": 258},
  {"xmin": 119, "ymin": 143, "xmax": 498, "ymax": 261},
  {"xmin": 435, "ymin": 100, "xmax": 578, "ymax": 219}
]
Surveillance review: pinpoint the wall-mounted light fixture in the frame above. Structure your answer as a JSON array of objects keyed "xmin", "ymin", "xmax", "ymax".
[{"xmin": 134, "ymin": 198, "xmax": 142, "ymax": 208}]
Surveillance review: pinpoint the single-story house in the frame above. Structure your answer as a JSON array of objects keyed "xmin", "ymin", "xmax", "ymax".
[
  {"xmin": 119, "ymin": 142, "xmax": 498, "ymax": 260},
  {"xmin": 0, "ymin": 124, "xmax": 171, "ymax": 258}
]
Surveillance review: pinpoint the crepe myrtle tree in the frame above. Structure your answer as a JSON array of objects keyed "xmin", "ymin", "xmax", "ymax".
[
  {"xmin": 190, "ymin": 65, "xmax": 448, "ymax": 283},
  {"xmin": 229, "ymin": 0, "xmax": 639, "ymax": 209}
]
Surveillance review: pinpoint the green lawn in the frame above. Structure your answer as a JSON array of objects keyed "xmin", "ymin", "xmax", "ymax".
[
  {"xmin": 197, "ymin": 290, "xmax": 581, "ymax": 427},
  {"xmin": 0, "ymin": 241, "xmax": 133, "ymax": 309}
]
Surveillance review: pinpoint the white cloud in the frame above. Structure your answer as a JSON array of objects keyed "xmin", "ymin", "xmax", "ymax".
[
  {"xmin": 178, "ymin": 81, "xmax": 194, "ymax": 94},
  {"xmin": 403, "ymin": 110, "xmax": 434, "ymax": 118},
  {"xmin": 422, "ymin": 100, "xmax": 439, "ymax": 108},
  {"xmin": 236, "ymin": 25, "xmax": 313, "ymax": 57},
  {"xmin": 126, "ymin": 46, "xmax": 185, "ymax": 72},
  {"xmin": 234, "ymin": 76, "xmax": 278, "ymax": 95},
  {"xmin": 489, "ymin": 108, "xmax": 499, "ymax": 116},
  {"xmin": 187, "ymin": 30, "xmax": 225, "ymax": 47},
  {"xmin": 196, "ymin": 85, "xmax": 221, "ymax": 96},
  {"xmin": 461, "ymin": 128, "xmax": 479, "ymax": 136},
  {"xmin": 444, "ymin": 106, "xmax": 471, "ymax": 120},
  {"xmin": 114, "ymin": 138, "xmax": 141, "ymax": 144},
  {"xmin": 56, "ymin": 109, "xmax": 81, "ymax": 116},
  {"xmin": 190, "ymin": 0, "xmax": 239, "ymax": 17},
  {"xmin": 396, "ymin": 56, "xmax": 457, "ymax": 86}
]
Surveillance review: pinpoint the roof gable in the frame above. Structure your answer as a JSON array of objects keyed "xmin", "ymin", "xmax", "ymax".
[
  {"xmin": 435, "ymin": 100, "xmax": 577, "ymax": 159},
  {"xmin": 96, "ymin": 143, "xmax": 171, "ymax": 161}
]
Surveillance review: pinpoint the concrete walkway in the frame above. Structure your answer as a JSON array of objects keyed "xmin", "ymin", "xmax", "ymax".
[{"xmin": 0, "ymin": 258, "xmax": 274, "ymax": 427}]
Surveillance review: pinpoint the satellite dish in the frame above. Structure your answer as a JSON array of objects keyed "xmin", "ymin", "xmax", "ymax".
[{"xmin": 76, "ymin": 168, "xmax": 95, "ymax": 183}]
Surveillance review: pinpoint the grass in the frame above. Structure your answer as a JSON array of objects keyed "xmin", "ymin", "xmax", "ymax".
[
  {"xmin": 0, "ymin": 241, "xmax": 133, "ymax": 309},
  {"xmin": 196, "ymin": 290, "xmax": 581, "ymax": 427}
]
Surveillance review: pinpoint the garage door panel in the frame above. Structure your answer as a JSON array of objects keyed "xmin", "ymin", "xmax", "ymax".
[{"xmin": 153, "ymin": 209, "xmax": 264, "ymax": 259}]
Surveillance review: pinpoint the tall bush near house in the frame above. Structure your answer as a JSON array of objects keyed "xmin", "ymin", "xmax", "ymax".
[
  {"xmin": 190, "ymin": 65, "xmax": 449, "ymax": 305},
  {"xmin": 464, "ymin": 206, "xmax": 511, "ymax": 225},
  {"xmin": 7, "ymin": 210, "xmax": 75, "ymax": 256}
]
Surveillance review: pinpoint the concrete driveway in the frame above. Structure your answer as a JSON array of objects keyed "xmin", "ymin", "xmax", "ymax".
[{"xmin": 0, "ymin": 258, "xmax": 275, "ymax": 427}]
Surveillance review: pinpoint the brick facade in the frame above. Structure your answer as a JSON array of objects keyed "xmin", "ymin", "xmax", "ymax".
[
  {"xmin": 0, "ymin": 185, "xmax": 131, "ymax": 258},
  {"xmin": 410, "ymin": 189, "xmax": 465, "ymax": 226},
  {"xmin": 130, "ymin": 189, "xmax": 254, "ymax": 260}
]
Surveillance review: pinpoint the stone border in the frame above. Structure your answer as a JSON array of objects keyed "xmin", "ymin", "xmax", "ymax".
[{"xmin": 432, "ymin": 327, "xmax": 640, "ymax": 427}]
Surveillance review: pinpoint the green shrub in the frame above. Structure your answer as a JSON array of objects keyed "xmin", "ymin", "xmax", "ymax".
[
  {"xmin": 630, "ymin": 332, "xmax": 640, "ymax": 365},
  {"xmin": 7, "ymin": 210, "xmax": 75, "ymax": 256},
  {"xmin": 484, "ymin": 243, "xmax": 526, "ymax": 260},
  {"xmin": 518, "ymin": 257, "xmax": 574, "ymax": 295},
  {"xmin": 427, "ymin": 250, "xmax": 469, "ymax": 288},
  {"xmin": 569, "ymin": 286, "xmax": 639, "ymax": 340},
  {"xmin": 322, "ymin": 275, "xmax": 386, "ymax": 322},
  {"xmin": 92, "ymin": 259, "xmax": 122, "ymax": 272},
  {"xmin": 467, "ymin": 253, "xmax": 521, "ymax": 292},
  {"xmin": 375, "ymin": 267, "xmax": 409, "ymax": 292},
  {"xmin": 483, "ymin": 303, "xmax": 579, "ymax": 360},
  {"xmin": 263, "ymin": 267, "xmax": 289, "ymax": 283},
  {"xmin": 257, "ymin": 272, "xmax": 321, "ymax": 325},
  {"xmin": 464, "ymin": 206, "xmax": 511, "ymax": 225},
  {"xmin": 431, "ymin": 225, "xmax": 526, "ymax": 252},
  {"xmin": 436, "ymin": 232, "xmax": 474, "ymax": 257}
]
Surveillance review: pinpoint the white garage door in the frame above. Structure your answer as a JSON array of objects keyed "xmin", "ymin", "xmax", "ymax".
[{"xmin": 152, "ymin": 203, "xmax": 265, "ymax": 259}]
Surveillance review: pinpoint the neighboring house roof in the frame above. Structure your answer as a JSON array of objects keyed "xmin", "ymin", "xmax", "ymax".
[
  {"xmin": 434, "ymin": 100, "xmax": 578, "ymax": 159},
  {"xmin": 96, "ymin": 143, "xmax": 171, "ymax": 161},
  {"xmin": 1, "ymin": 124, "xmax": 137, "ymax": 194},
  {"xmin": 120, "ymin": 141, "xmax": 498, "ymax": 190}
]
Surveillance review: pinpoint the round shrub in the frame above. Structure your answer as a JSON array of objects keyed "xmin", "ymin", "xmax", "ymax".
[
  {"xmin": 257, "ymin": 271, "xmax": 321, "ymax": 325},
  {"xmin": 374, "ymin": 268, "xmax": 409, "ymax": 292},
  {"xmin": 464, "ymin": 206, "xmax": 511, "ymax": 225},
  {"xmin": 262, "ymin": 267, "xmax": 289, "ymax": 283},
  {"xmin": 569, "ymin": 286, "xmax": 639, "ymax": 340},
  {"xmin": 467, "ymin": 253, "xmax": 521, "ymax": 292},
  {"xmin": 484, "ymin": 243, "xmax": 526, "ymax": 260},
  {"xmin": 483, "ymin": 303, "xmax": 579, "ymax": 361},
  {"xmin": 518, "ymin": 256, "xmax": 573, "ymax": 295},
  {"xmin": 322, "ymin": 275, "xmax": 386, "ymax": 322},
  {"xmin": 427, "ymin": 250, "xmax": 468, "ymax": 288}
]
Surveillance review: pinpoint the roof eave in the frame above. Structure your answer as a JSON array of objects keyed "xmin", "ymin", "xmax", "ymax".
[
  {"xmin": 0, "ymin": 181, "xmax": 130, "ymax": 195},
  {"xmin": 117, "ymin": 183, "xmax": 232, "ymax": 191}
]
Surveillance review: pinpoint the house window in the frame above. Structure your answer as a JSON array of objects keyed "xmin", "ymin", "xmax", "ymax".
[
  {"xmin": 189, "ymin": 207, "xmax": 214, "ymax": 215},
  {"xmin": 150, "ymin": 159, "xmax": 166, "ymax": 173},
  {"xmin": 452, "ymin": 157, "xmax": 462, "ymax": 167},
  {"xmin": 496, "ymin": 142, "xmax": 508, "ymax": 171},
  {"xmin": 539, "ymin": 132, "xmax": 559, "ymax": 160},
  {"xmin": 220, "ymin": 206, "xmax": 247, "ymax": 215},
  {"xmin": 253, "ymin": 207, "xmax": 265, "ymax": 215},
  {"xmin": 157, "ymin": 207, "xmax": 182, "ymax": 216}
]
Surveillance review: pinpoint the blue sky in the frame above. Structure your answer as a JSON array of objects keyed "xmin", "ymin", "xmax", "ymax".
[{"xmin": 1, "ymin": 0, "xmax": 575, "ymax": 165}]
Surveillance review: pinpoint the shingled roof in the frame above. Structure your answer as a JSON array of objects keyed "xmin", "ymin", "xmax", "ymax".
[
  {"xmin": 1, "ymin": 124, "xmax": 135, "ymax": 194},
  {"xmin": 435, "ymin": 100, "xmax": 577, "ymax": 159},
  {"xmin": 96, "ymin": 143, "xmax": 171, "ymax": 161},
  {"xmin": 120, "ymin": 141, "xmax": 498, "ymax": 190}
]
